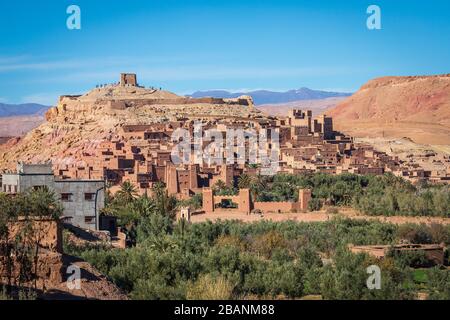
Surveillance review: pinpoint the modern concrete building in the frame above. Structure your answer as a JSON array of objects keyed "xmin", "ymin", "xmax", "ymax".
[{"xmin": 1, "ymin": 163, "xmax": 105, "ymax": 231}]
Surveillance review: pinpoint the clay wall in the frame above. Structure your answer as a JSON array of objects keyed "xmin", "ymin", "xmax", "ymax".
[
  {"xmin": 203, "ymin": 188, "xmax": 311, "ymax": 214},
  {"xmin": 6, "ymin": 217, "xmax": 63, "ymax": 253},
  {"xmin": 253, "ymin": 201, "xmax": 295, "ymax": 213},
  {"xmin": 350, "ymin": 244, "xmax": 445, "ymax": 265}
]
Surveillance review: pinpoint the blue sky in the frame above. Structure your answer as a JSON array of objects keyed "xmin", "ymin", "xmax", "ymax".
[{"xmin": 0, "ymin": 0, "xmax": 449, "ymax": 105}]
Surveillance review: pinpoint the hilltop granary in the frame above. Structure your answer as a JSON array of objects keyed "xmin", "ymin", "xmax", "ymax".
[
  {"xmin": 120, "ymin": 73, "xmax": 138, "ymax": 87},
  {"xmin": 1, "ymin": 162, "xmax": 105, "ymax": 231}
]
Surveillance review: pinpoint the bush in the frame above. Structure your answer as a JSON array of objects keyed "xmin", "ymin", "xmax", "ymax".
[
  {"xmin": 397, "ymin": 224, "xmax": 433, "ymax": 244},
  {"xmin": 71, "ymin": 218, "xmax": 450, "ymax": 300},
  {"xmin": 187, "ymin": 274, "xmax": 235, "ymax": 300},
  {"xmin": 308, "ymin": 198, "xmax": 323, "ymax": 211}
]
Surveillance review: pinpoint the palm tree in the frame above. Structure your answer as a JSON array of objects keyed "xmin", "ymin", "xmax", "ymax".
[
  {"xmin": 237, "ymin": 174, "xmax": 269, "ymax": 201},
  {"xmin": 135, "ymin": 183, "xmax": 178, "ymax": 242},
  {"xmin": 131, "ymin": 194, "xmax": 156, "ymax": 218},
  {"xmin": 212, "ymin": 180, "xmax": 227, "ymax": 195},
  {"xmin": 250, "ymin": 174, "xmax": 268, "ymax": 201},
  {"xmin": 153, "ymin": 182, "xmax": 177, "ymax": 220},
  {"xmin": 24, "ymin": 187, "xmax": 63, "ymax": 219},
  {"xmin": 238, "ymin": 174, "xmax": 252, "ymax": 189},
  {"xmin": 116, "ymin": 181, "xmax": 138, "ymax": 204}
]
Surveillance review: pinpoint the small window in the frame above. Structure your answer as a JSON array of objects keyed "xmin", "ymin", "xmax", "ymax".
[
  {"xmin": 84, "ymin": 193, "xmax": 95, "ymax": 201},
  {"xmin": 84, "ymin": 216, "xmax": 95, "ymax": 224},
  {"xmin": 61, "ymin": 193, "xmax": 73, "ymax": 202}
]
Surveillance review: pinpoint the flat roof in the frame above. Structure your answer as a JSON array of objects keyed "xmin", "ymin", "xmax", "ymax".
[
  {"xmin": 55, "ymin": 179, "xmax": 105, "ymax": 183},
  {"xmin": 1, "ymin": 173, "xmax": 104, "ymax": 183},
  {"xmin": 2, "ymin": 173, "xmax": 54, "ymax": 176}
]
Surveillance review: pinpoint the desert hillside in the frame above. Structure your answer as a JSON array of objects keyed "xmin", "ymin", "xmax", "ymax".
[{"xmin": 327, "ymin": 74, "xmax": 450, "ymax": 145}]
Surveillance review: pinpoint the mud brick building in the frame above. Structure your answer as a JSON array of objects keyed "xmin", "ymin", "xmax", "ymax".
[
  {"xmin": 49, "ymin": 104, "xmax": 448, "ymax": 209},
  {"xmin": 41, "ymin": 77, "xmax": 448, "ymax": 198}
]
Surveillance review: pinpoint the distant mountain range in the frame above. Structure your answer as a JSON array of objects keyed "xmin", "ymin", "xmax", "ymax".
[
  {"xmin": 0, "ymin": 103, "xmax": 49, "ymax": 117},
  {"xmin": 188, "ymin": 88, "xmax": 352, "ymax": 105},
  {"xmin": 257, "ymin": 97, "xmax": 347, "ymax": 117}
]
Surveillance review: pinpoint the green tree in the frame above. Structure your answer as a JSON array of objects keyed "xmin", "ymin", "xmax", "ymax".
[
  {"xmin": 427, "ymin": 268, "xmax": 450, "ymax": 299},
  {"xmin": 237, "ymin": 174, "xmax": 252, "ymax": 189},
  {"xmin": 116, "ymin": 181, "xmax": 138, "ymax": 204}
]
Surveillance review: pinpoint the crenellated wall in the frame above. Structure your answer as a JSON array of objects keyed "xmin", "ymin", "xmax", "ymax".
[{"xmin": 203, "ymin": 188, "xmax": 311, "ymax": 214}]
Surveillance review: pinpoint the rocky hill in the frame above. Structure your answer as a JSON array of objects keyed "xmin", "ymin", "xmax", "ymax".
[
  {"xmin": 0, "ymin": 85, "xmax": 263, "ymax": 170},
  {"xmin": 327, "ymin": 74, "xmax": 450, "ymax": 145}
]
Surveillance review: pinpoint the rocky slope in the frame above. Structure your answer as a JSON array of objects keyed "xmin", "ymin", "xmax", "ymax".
[
  {"xmin": 40, "ymin": 257, "xmax": 128, "ymax": 300},
  {"xmin": 0, "ymin": 85, "xmax": 263, "ymax": 170},
  {"xmin": 327, "ymin": 74, "xmax": 450, "ymax": 145}
]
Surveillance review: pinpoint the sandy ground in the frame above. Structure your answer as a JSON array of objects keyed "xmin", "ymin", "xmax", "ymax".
[
  {"xmin": 334, "ymin": 120, "xmax": 450, "ymax": 146},
  {"xmin": 354, "ymin": 136, "xmax": 449, "ymax": 155},
  {"xmin": 190, "ymin": 208, "xmax": 450, "ymax": 225},
  {"xmin": 351, "ymin": 136, "xmax": 450, "ymax": 173}
]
